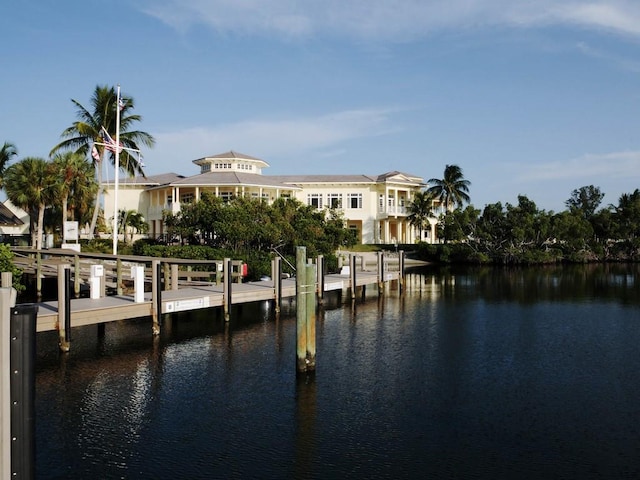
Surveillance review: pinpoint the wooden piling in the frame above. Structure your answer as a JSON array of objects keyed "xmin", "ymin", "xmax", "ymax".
[
  {"xmin": 272, "ymin": 257, "xmax": 282, "ymax": 314},
  {"xmin": 116, "ymin": 258, "xmax": 123, "ymax": 295},
  {"xmin": 223, "ymin": 258, "xmax": 232, "ymax": 322},
  {"xmin": 316, "ymin": 255, "xmax": 325, "ymax": 305},
  {"xmin": 305, "ymin": 262, "xmax": 316, "ymax": 371},
  {"xmin": 74, "ymin": 255, "xmax": 80, "ymax": 298},
  {"xmin": 296, "ymin": 247, "xmax": 308, "ymax": 373},
  {"xmin": 57, "ymin": 264, "xmax": 70, "ymax": 352},
  {"xmin": 349, "ymin": 253, "xmax": 357, "ymax": 301},
  {"xmin": 36, "ymin": 252, "xmax": 42, "ymax": 300},
  {"xmin": 151, "ymin": 260, "xmax": 161, "ymax": 335},
  {"xmin": 1, "ymin": 286, "xmax": 14, "ymax": 480},
  {"xmin": 377, "ymin": 251, "xmax": 385, "ymax": 294}
]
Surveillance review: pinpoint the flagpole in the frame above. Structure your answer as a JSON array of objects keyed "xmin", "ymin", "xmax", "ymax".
[{"xmin": 112, "ymin": 84, "xmax": 121, "ymax": 256}]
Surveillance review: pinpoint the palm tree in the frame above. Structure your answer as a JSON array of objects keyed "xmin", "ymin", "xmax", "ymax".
[
  {"xmin": 50, "ymin": 85, "xmax": 155, "ymax": 237},
  {"xmin": 407, "ymin": 190, "xmax": 436, "ymax": 241},
  {"xmin": 4, "ymin": 157, "xmax": 56, "ymax": 249},
  {"xmin": 427, "ymin": 164, "xmax": 471, "ymax": 211},
  {"xmin": 0, "ymin": 141, "xmax": 18, "ymax": 188},
  {"xmin": 51, "ymin": 151, "xmax": 98, "ymax": 227}
]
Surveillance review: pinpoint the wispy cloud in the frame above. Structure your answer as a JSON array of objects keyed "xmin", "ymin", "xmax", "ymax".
[
  {"xmin": 153, "ymin": 108, "xmax": 401, "ymax": 167},
  {"xmin": 516, "ymin": 150, "xmax": 640, "ymax": 183},
  {"xmin": 140, "ymin": 0, "xmax": 640, "ymax": 40}
]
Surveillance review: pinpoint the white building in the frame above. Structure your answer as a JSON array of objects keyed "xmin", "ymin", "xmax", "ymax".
[{"xmin": 103, "ymin": 151, "xmax": 436, "ymax": 244}]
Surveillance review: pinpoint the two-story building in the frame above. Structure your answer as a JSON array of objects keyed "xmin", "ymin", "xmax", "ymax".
[{"xmin": 103, "ymin": 151, "xmax": 436, "ymax": 244}]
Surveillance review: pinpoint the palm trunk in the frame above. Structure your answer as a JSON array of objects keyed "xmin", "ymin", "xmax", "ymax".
[
  {"xmin": 89, "ymin": 159, "xmax": 102, "ymax": 238},
  {"xmin": 36, "ymin": 204, "xmax": 45, "ymax": 250}
]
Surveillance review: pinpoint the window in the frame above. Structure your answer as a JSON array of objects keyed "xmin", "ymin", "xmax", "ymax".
[
  {"xmin": 328, "ymin": 193, "xmax": 342, "ymax": 209},
  {"xmin": 167, "ymin": 194, "xmax": 173, "ymax": 207},
  {"xmin": 180, "ymin": 193, "xmax": 194, "ymax": 204},
  {"xmin": 347, "ymin": 193, "xmax": 362, "ymax": 209},
  {"xmin": 307, "ymin": 193, "xmax": 323, "ymax": 209},
  {"xmin": 201, "ymin": 164, "xmax": 211, "ymax": 173},
  {"xmin": 220, "ymin": 192, "xmax": 233, "ymax": 202}
]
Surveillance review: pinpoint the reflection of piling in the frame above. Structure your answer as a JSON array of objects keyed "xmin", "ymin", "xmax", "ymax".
[{"xmin": 296, "ymin": 247, "xmax": 316, "ymax": 374}]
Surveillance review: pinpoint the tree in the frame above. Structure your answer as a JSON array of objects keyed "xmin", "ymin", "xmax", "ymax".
[
  {"xmin": 4, "ymin": 157, "xmax": 56, "ymax": 249},
  {"xmin": 50, "ymin": 85, "xmax": 155, "ymax": 237},
  {"xmin": 51, "ymin": 151, "xmax": 98, "ymax": 227},
  {"xmin": 407, "ymin": 190, "xmax": 436, "ymax": 241},
  {"xmin": 565, "ymin": 185, "xmax": 604, "ymax": 220},
  {"xmin": 427, "ymin": 164, "xmax": 471, "ymax": 211},
  {"xmin": 0, "ymin": 141, "xmax": 18, "ymax": 188}
]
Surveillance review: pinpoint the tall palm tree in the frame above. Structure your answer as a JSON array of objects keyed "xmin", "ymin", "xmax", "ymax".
[
  {"xmin": 0, "ymin": 141, "xmax": 18, "ymax": 188},
  {"xmin": 50, "ymin": 85, "xmax": 155, "ymax": 237},
  {"xmin": 51, "ymin": 151, "xmax": 98, "ymax": 227},
  {"xmin": 427, "ymin": 164, "xmax": 471, "ymax": 211},
  {"xmin": 407, "ymin": 190, "xmax": 436, "ymax": 241},
  {"xmin": 4, "ymin": 157, "xmax": 56, "ymax": 249}
]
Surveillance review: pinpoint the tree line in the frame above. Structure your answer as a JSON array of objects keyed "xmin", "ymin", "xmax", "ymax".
[{"xmin": 413, "ymin": 184, "xmax": 640, "ymax": 264}]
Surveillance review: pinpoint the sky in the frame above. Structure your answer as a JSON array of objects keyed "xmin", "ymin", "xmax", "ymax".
[{"xmin": 2, "ymin": 0, "xmax": 640, "ymax": 212}]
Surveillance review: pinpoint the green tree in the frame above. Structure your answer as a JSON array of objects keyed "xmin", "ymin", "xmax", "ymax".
[
  {"xmin": 51, "ymin": 151, "xmax": 98, "ymax": 227},
  {"xmin": 407, "ymin": 190, "xmax": 436, "ymax": 241},
  {"xmin": 565, "ymin": 185, "xmax": 605, "ymax": 220},
  {"xmin": 0, "ymin": 141, "xmax": 18, "ymax": 188},
  {"xmin": 50, "ymin": 85, "xmax": 155, "ymax": 237},
  {"xmin": 427, "ymin": 164, "xmax": 471, "ymax": 211},
  {"xmin": 4, "ymin": 157, "xmax": 56, "ymax": 249}
]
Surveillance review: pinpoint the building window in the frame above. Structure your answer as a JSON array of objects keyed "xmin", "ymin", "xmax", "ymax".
[
  {"xmin": 201, "ymin": 164, "xmax": 211, "ymax": 173},
  {"xmin": 307, "ymin": 194, "xmax": 323, "ymax": 209},
  {"xmin": 220, "ymin": 192, "xmax": 233, "ymax": 202},
  {"xmin": 347, "ymin": 193, "xmax": 362, "ymax": 209},
  {"xmin": 167, "ymin": 194, "xmax": 173, "ymax": 207},
  {"xmin": 180, "ymin": 193, "xmax": 194, "ymax": 204},
  {"xmin": 328, "ymin": 193, "xmax": 342, "ymax": 209}
]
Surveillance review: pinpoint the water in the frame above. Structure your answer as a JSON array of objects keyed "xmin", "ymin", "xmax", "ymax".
[{"xmin": 34, "ymin": 264, "xmax": 640, "ymax": 479}]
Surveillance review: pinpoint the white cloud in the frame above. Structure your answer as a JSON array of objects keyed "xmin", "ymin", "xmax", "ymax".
[
  {"xmin": 141, "ymin": 0, "xmax": 640, "ymax": 40},
  {"xmin": 151, "ymin": 108, "xmax": 401, "ymax": 171},
  {"xmin": 516, "ymin": 150, "xmax": 640, "ymax": 182}
]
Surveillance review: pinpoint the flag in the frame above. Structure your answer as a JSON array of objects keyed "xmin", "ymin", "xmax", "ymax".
[
  {"xmin": 118, "ymin": 97, "xmax": 125, "ymax": 111},
  {"xmin": 101, "ymin": 127, "xmax": 123, "ymax": 153},
  {"xmin": 91, "ymin": 145, "xmax": 100, "ymax": 161}
]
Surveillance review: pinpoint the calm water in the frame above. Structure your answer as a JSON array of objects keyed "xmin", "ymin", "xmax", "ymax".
[{"xmin": 35, "ymin": 264, "xmax": 640, "ymax": 479}]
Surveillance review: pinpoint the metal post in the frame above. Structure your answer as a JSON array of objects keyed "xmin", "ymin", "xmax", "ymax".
[
  {"xmin": 1, "ymin": 286, "xmax": 16, "ymax": 480},
  {"xmin": 296, "ymin": 247, "xmax": 307, "ymax": 373},
  {"xmin": 10, "ymin": 302, "xmax": 37, "ymax": 480}
]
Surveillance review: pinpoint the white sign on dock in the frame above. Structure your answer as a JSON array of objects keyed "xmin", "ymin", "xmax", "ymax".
[{"xmin": 165, "ymin": 297, "xmax": 210, "ymax": 313}]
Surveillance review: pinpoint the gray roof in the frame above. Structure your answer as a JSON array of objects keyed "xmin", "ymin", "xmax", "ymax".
[
  {"xmin": 172, "ymin": 171, "xmax": 302, "ymax": 189},
  {"xmin": 193, "ymin": 150, "xmax": 266, "ymax": 163},
  {"xmin": 115, "ymin": 173, "xmax": 186, "ymax": 187}
]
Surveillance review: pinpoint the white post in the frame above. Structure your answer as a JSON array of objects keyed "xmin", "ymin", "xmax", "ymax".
[
  {"xmin": 1, "ymin": 286, "xmax": 17, "ymax": 480},
  {"xmin": 90, "ymin": 264, "xmax": 104, "ymax": 300},
  {"xmin": 131, "ymin": 265, "xmax": 144, "ymax": 303},
  {"xmin": 112, "ymin": 84, "xmax": 121, "ymax": 256}
]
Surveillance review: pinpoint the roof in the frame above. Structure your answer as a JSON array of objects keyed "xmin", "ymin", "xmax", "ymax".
[
  {"xmin": 114, "ymin": 173, "xmax": 186, "ymax": 187},
  {"xmin": 0, "ymin": 202, "xmax": 24, "ymax": 226},
  {"xmin": 171, "ymin": 171, "xmax": 302, "ymax": 189},
  {"xmin": 192, "ymin": 150, "xmax": 270, "ymax": 168}
]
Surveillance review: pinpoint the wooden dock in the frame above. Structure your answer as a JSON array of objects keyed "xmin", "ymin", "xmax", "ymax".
[{"xmin": 9, "ymin": 248, "xmax": 405, "ymax": 341}]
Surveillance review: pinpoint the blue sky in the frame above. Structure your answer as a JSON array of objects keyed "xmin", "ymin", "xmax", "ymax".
[{"xmin": 2, "ymin": 0, "xmax": 640, "ymax": 212}]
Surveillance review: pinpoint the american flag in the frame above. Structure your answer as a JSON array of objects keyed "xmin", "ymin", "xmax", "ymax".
[
  {"xmin": 91, "ymin": 145, "xmax": 100, "ymax": 161},
  {"xmin": 101, "ymin": 127, "xmax": 123, "ymax": 153}
]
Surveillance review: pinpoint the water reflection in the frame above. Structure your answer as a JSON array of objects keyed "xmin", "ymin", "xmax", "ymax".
[{"xmin": 35, "ymin": 265, "xmax": 640, "ymax": 479}]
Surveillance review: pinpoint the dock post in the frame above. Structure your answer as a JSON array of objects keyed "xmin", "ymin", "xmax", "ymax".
[
  {"xmin": 223, "ymin": 258, "xmax": 232, "ymax": 322},
  {"xmin": 295, "ymin": 247, "xmax": 307, "ymax": 374},
  {"xmin": 316, "ymin": 255, "xmax": 324, "ymax": 305},
  {"xmin": 74, "ymin": 255, "xmax": 80, "ymax": 298},
  {"xmin": 57, "ymin": 264, "xmax": 71, "ymax": 352},
  {"xmin": 272, "ymin": 257, "xmax": 282, "ymax": 314},
  {"xmin": 171, "ymin": 264, "xmax": 179, "ymax": 290},
  {"xmin": 349, "ymin": 254, "xmax": 357, "ymax": 301},
  {"xmin": 131, "ymin": 265, "xmax": 145, "ymax": 303},
  {"xmin": 377, "ymin": 251, "xmax": 385, "ymax": 294},
  {"xmin": 1, "ymin": 285, "xmax": 16, "ymax": 480},
  {"xmin": 399, "ymin": 250, "xmax": 405, "ymax": 293},
  {"xmin": 116, "ymin": 258, "xmax": 123, "ymax": 295},
  {"xmin": 151, "ymin": 260, "xmax": 161, "ymax": 335},
  {"xmin": 305, "ymin": 262, "xmax": 316, "ymax": 371},
  {"xmin": 9, "ymin": 301, "xmax": 37, "ymax": 480},
  {"xmin": 36, "ymin": 252, "xmax": 42, "ymax": 300},
  {"xmin": 1, "ymin": 272, "xmax": 11, "ymax": 288}
]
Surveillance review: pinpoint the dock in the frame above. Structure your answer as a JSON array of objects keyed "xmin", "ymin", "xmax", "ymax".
[{"xmin": 9, "ymin": 247, "xmax": 406, "ymax": 342}]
